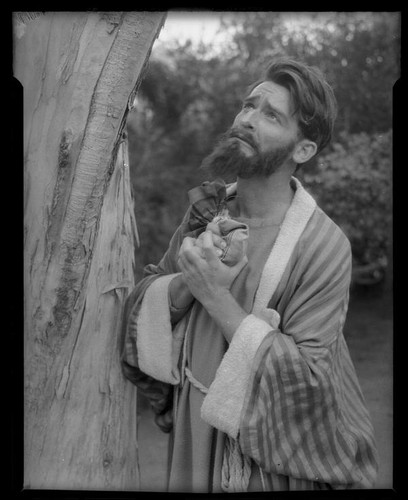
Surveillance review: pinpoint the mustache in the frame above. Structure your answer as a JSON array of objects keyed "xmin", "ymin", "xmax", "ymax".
[{"xmin": 225, "ymin": 127, "xmax": 258, "ymax": 152}]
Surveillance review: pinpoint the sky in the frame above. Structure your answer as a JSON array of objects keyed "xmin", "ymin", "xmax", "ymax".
[
  {"xmin": 155, "ymin": 10, "xmax": 226, "ymax": 45},
  {"xmin": 154, "ymin": 11, "xmax": 321, "ymax": 48}
]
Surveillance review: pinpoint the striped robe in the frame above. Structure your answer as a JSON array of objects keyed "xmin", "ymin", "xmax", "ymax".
[{"xmin": 121, "ymin": 177, "xmax": 378, "ymax": 491}]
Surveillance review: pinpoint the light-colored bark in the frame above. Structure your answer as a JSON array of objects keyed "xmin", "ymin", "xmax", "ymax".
[{"xmin": 15, "ymin": 11, "xmax": 165, "ymax": 489}]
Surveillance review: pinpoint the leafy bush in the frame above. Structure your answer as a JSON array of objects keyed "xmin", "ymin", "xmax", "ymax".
[{"xmin": 298, "ymin": 130, "xmax": 392, "ymax": 271}]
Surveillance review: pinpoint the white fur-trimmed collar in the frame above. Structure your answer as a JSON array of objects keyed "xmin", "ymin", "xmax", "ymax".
[
  {"xmin": 226, "ymin": 177, "xmax": 316, "ymax": 313},
  {"xmin": 200, "ymin": 177, "xmax": 317, "ymax": 439}
]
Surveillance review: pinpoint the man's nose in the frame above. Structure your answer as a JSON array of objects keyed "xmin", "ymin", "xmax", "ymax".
[{"xmin": 237, "ymin": 109, "xmax": 256, "ymax": 130}]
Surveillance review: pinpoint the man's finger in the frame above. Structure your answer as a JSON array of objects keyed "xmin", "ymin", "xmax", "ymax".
[
  {"xmin": 210, "ymin": 233, "xmax": 227, "ymax": 250},
  {"xmin": 197, "ymin": 231, "xmax": 225, "ymax": 249},
  {"xmin": 201, "ymin": 231, "xmax": 221, "ymax": 264},
  {"xmin": 196, "ymin": 233, "xmax": 225, "ymax": 256},
  {"xmin": 206, "ymin": 221, "xmax": 222, "ymax": 236},
  {"xmin": 230, "ymin": 255, "xmax": 248, "ymax": 275},
  {"xmin": 180, "ymin": 236, "xmax": 196, "ymax": 251},
  {"xmin": 180, "ymin": 236, "xmax": 204, "ymax": 263}
]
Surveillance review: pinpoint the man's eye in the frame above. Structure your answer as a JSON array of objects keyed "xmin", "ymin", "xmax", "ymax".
[
  {"xmin": 266, "ymin": 110, "xmax": 277, "ymax": 119},
  {"xmin": 242, "ymin": 102, "xmax": 254, "ymax": 110}
]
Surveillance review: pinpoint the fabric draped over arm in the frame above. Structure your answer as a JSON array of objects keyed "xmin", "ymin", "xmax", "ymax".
[{"xmin": 120, "ymin": 209, "xmax": 195, "ymax": 432}]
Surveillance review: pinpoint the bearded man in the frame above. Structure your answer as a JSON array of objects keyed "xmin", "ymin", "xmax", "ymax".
[{"xmin": 121, "ymin": 58, "xmax": 378, "ymax": 492}]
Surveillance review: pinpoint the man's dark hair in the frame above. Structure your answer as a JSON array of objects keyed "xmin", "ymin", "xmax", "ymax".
[{"xmin": 248, "ymin": 58, "xmax": 338, "ymax": 155}]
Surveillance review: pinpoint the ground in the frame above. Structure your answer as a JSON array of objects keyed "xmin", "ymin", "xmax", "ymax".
[{"xmin": 136, "ymin": 289, "xmax": 393, "ymax": 491}]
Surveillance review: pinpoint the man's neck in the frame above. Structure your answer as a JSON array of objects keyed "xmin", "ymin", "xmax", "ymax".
[{"xmin": 233, "ymin": 170, "xmax": 295, "ymax": 220}]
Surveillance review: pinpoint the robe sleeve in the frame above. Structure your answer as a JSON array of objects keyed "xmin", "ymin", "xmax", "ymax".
[
  {"xmin": 120, "ymin": 209, "xmax": 195, "ymax": 430},
  {"xmin": 201, "ymin": 228, "xmax": 378, "ymax": 488}
]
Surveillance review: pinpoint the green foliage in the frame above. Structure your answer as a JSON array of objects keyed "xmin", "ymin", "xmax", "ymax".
[
  {"xmin": 127, "ymin": 12, "xmax": 398, "ymax": 280},
  {"xmin": 220, "ymin": 12, "xmax": 399, "ymax": 135},
  {"xmin": 298, "ymin": 130, "xmax": 392, "ymax": 267},
  {"xmin": 128, "ymin": 135, "xmax": 207, "ymax": 280}
]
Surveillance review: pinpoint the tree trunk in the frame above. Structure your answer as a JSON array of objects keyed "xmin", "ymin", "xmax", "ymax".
[{"xmin": 15, "ymin": 11, "xmax": 165, "ymax": 490}]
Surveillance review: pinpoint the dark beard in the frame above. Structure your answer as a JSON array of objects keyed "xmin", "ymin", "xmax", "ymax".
[{"xmin": 200, "ymin": 128, "xmax": 295, "ymax": 182}]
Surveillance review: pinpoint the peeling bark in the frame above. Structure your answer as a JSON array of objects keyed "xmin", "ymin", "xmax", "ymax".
[{"xmin": 16, "ymin": 11, "xmax": 166, "ymax": 489}]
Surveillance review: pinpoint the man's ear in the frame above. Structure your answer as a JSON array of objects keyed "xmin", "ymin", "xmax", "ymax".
[{"xmin": 292, "ymin": 139, "xmax": 318, "ymax": 164}]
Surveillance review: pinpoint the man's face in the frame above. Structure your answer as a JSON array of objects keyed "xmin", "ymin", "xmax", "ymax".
[
  {"xmin": 233, "ymin": 80, "xmax": 301, "ymax": 158},
  {"xmin": 201, "ymin": 80, "xmax": 302, "ymax": 180}
]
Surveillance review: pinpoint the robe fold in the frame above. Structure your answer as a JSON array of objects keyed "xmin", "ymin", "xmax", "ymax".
[{"xmin": 121, "ymin": 177, "xmax": 378, "ymax": 492}]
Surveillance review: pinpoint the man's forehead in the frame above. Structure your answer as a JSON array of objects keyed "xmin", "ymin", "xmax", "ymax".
[
  {"xmin": 248, "ymin": 81, "xmax": 290, "ymax": 101},
  {"xmin": 247, "ymin": 80, "xmax": 294, "ymax": 116}
]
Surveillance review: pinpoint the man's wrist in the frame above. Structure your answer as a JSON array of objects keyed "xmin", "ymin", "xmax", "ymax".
[
  {"xmin": 199, "ymin": 283, "xmax": 226, "ymax": 303},
  {"xmin": 169, "ymin": 274, "xmax": 194, "ymax": 310},
  {"xmin": 201, "ymin": 289, "xmax": 247, "ymax": 343}
]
